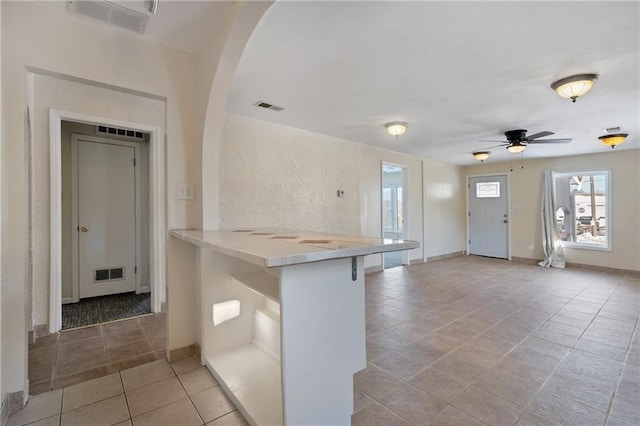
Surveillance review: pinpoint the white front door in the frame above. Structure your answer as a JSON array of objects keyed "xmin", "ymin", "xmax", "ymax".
[
  {"xmin": 468, "ymin": 175, "xmax": 509, "ymax": 259},
  {"xmin": 76, "ymin": 138, "xmax": 137, "ymax": 298}
]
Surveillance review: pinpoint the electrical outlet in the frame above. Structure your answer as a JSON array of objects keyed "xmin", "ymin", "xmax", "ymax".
[
  {"xmin": 177, "ymin": 184, "xmax": 194, "ymax": 200},
  {"xmin": 517, "ymin": 241, "xmax": 523, "ymax": 248}
]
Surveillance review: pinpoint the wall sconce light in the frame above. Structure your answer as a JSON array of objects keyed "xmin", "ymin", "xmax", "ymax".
[
  {"xmin": 385, "ymin": 122, "xmax": 408, "ymax": 138},
  {"xmin": 551, "ymin": 73, "xmax": 598, "ymax": 103},
  {"xmin": 472, "ymin": 151, "xmax": 491, "ymax": 162},
  {"xmin": 506, "ymin": 143, "xmax": 526, "ymax": 154},
  {"xmin": 598, "ymin": 132, "xmax": 628, "ymax": 149}
]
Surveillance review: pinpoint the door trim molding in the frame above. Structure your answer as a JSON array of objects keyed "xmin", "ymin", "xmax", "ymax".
[
  {"xmin": 71, "ymin": 135, "xmax": 142, "ymax": 302},
  {"xmin": 49, "ymin": 109, "xmax": 165, "ymax": 333},
  {"xmin": 465, "ymin": 172, "xmax": 511, "ymax": 260}
]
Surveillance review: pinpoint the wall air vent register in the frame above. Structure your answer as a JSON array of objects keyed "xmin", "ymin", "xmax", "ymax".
[{"xmin": 96, "ymin": 125, "xmax": 145, "ymax": 140}]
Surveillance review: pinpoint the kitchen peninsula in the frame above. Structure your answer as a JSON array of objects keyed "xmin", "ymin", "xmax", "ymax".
[{"xmin": 170, "ymin": 228, "xmax": 419, "ymax": 425}]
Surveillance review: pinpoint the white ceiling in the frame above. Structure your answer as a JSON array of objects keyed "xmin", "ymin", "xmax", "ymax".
[
  {"xmin": 50, "ymin": 1, "xmax": 639, "ymax": 166},
  {"xmin": 227, "ymin": 1, "xmax": 640, "ymax": 166}
]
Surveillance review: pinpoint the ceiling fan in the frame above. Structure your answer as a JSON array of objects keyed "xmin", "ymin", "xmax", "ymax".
[{"xmin": 480, "ymin": 129, "xmax": 572, "ymax": 153}]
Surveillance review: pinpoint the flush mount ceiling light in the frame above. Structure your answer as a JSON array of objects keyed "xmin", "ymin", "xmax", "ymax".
[
  {"xmin": 598, "ymin": 132, "xmax": 628, "ymax": 149},
  {"xmin": 472, "ymin": 151, "xmax": 491, "ymax": 162},
  {"xmin": 551, "ymin": 73, "xmax": 598, "ymax": 103},
  {"xmin": 385, "ymin": 122, "xmax": 408, "ymax": 138},
  {"xmin": 506, "ymin": 142, "xmax": 526, "ymax": 154}
]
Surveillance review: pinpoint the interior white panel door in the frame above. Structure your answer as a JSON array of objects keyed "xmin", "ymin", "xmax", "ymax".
[
  {"xmin": 78, "ymin": 140, "xmax": 136, "ymax": 298},
  {"xmin": 468, "ymin": 175, "xmax": 509, "ymax": 259}
]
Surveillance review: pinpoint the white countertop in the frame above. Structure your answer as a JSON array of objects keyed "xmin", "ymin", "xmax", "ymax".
[{"xmin": 169, "ymin": 228, "xmax": 419, "ymax": 267}]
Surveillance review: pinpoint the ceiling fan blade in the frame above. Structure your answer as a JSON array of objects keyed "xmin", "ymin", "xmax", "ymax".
[
  {"xmin": 527, "ymin": 138, "xmax": 572, "ymax": 144},
  {"xmin": 525, "ymin": 131, "xmax": 554, "ymax": 140},
  {"xmin": 478, "ymin": 139, "xmax": 507, "ymax": 143},
  {"xmin": 478, "ymin": 143, "xmax": 509, "ymax": 149}
]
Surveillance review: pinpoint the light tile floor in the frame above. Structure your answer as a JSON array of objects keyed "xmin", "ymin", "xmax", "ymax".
[
  {"xmin": 28, "ymin": 313, "xmax": 166, "ymax": 395},
  {"xmin": 8, "ymin": 357, "xmax": 247, "ymax": 426},
  {"xmin": 353, "ymin": 256, "xmax": 639, "ymax": 425},
  {"xmin": 14, "ymin": 256, "xmax": 640, "ymax": 425}
]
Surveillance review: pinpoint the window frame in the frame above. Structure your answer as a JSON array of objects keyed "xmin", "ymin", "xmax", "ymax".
[{"xmin": 552, "ymin": 170, "xmax": 612, "ymax": 251}]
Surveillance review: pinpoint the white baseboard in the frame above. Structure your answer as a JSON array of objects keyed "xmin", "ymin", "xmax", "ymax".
[
  {"xmin": 139, "ymin": 286, "xmax": 150, "ymax": 293},
  {"xmin": 62, "ymin": 297, "xmax": 74, "ymax": 304}
]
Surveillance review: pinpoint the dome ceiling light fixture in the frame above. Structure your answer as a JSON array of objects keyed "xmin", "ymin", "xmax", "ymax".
[
  {"xmin": 551, "ymin": 73, "xmax": 598, "ymax": 103},
  {"xmin": 598, "ymin": 132, "xmax": 628, "ymax": 149},
  {"xmin": 385, "ymin": 122, "xmax": 408, "ymax": 139},
  {"xmin": 472, "ymin": 151, "xmax": 491, "ymax": 162}
]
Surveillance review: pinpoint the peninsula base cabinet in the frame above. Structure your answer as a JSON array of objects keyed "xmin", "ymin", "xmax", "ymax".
[{"xmin": 199, "ymin": 250, "xmax": 366, "ymax": 425}]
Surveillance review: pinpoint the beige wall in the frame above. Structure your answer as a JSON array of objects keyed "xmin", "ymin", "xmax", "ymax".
[
  {"xmin": 0, "ymin": 0, "xmax": 4, "ymax": 415},
  {"xmin": 220, "ymin": 113, "xmax": 428, "ymax": 267},
  {"xmin": 463, "ymin": 149, "xmax": 640, "ymax": 271}
]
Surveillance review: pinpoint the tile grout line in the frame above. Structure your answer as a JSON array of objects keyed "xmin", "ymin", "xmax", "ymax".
[
  {"xmin": 172, "ymin": 364, "xmax": 206, "ymax": 425},
  {"xmin": 119, "ymin": 372, "xmax": 134, "ymax": 425}
]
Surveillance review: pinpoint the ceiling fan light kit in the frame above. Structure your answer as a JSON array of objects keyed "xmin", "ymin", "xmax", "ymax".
[
  {"xmin": 598, "ymin": 132, "xmax": 628, "ymax": 149},
  {"xmin": 506, "ymin": 143, "xmax": 526, "ymax": 154},
  {"xmin": 472, "ymin": 151, "xmax": 491, "ymax": 162},
  {"xmin": 385, "ymin": 121, "xmax": 408, "ymax": 138},
  {"xmin": 551, "ymin": 73, "xmax": 598, "ymax": 103}
]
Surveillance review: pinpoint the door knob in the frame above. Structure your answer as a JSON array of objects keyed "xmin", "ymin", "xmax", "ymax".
[
  {"xmin": 503, "ymin": 220, "xmax": 508, "ymax": 223},
  {"xmin": 81, "ymin": 226, "xmax": 89, "ymax": 232}
]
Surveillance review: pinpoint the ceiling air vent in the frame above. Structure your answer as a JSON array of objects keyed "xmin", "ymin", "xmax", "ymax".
[
  {"xmin": 255, "ymin": 101, "xmax": 284, "ymax": 112},
  {"xmin": 604, "ymin": 126, "xmax": 623, "ymax": 133},
  {"xmin": 67, "ymin": 1, "xmax": 149, "ymax": 34},
  {"xmin": 96, "ymin": 125, "xmax": 146, "ymax": 140}
]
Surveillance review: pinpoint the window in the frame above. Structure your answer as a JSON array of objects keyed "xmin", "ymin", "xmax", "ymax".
[
  {"xmin": 383, "ymin": 186, "xmax": 403, "ymax": 232},
  {"xmin": 553, "ymin": 171, "xmax": 611, "ymax": 250},
  {"xmin": 476, "ymin": 182, "xmax": 500, "ymax": 198}
]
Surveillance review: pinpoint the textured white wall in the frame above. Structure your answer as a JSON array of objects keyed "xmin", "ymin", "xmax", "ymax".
[
  {"xmin": 463, "ymin": 149, "xmax": 640, "ymax": 271},
  {"xmin": 220, "ymin": 114, "xmax": 427, "ymax": 267}
]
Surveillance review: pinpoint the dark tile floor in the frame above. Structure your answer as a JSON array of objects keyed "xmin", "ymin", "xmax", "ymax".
[{"xmin": 29, "ymin": 313, "xmax": 165, "ymax": 395}]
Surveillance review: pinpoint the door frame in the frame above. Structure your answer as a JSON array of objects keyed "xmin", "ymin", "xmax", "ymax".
[
  {"xmin": 71, "ymin": 134, "xmax": 143, "ymax": 302},
  {"xmin": 381, "ymin": 161, "xmax": 409, "ymax": 268},
  {"xmin": 466, "ymin": 172, "xmax": 512, "ymax": 260},
  {"xmin": 49, "ymin": 109, "xmax": 165, "ymax": 333}
]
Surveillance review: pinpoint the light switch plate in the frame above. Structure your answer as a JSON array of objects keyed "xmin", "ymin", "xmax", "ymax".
[{"xmin": 177, "ymin": 184, "xmax": 194, "ymax": 200}]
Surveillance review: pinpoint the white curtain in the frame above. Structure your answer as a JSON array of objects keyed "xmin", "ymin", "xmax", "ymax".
[{"xmin": 539, "ymin": 171, "xmax": 566, "ymax": 268}]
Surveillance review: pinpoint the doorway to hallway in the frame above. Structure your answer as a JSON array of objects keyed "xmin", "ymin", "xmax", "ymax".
[
  {"xmin": 381, "ymin": 162, "xmax": 408, "ymax": 269},
  {"xmin": 62, "ymin": 122, "xmax": 151, "ymax": 329}
]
